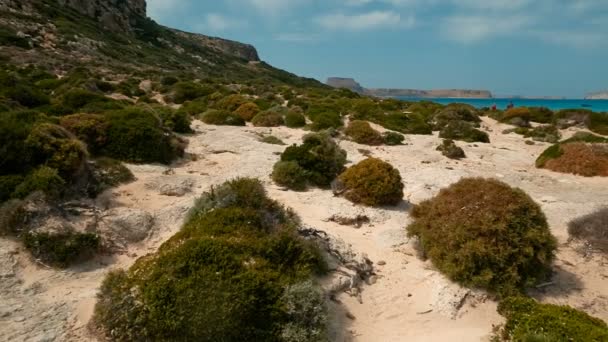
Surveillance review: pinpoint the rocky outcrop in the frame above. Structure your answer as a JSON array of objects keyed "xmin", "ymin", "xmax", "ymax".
[
  {"xmin": 326, "ymin": 77, "xmax": 493, "ymax": 98},
  {"xmin": 173, "ymin": 30, "xmax": 260, "ymax": 62},
  {"xmin": 326, "ymin": 78, "xmax": 365, "ymax": 94},
  {"xmin": 57, "ymin": 0, "xmax": 146, "ymax": 33},
  {"xmin": 586, "ymin": 91, "xmax": 608, "ymax": 100}
]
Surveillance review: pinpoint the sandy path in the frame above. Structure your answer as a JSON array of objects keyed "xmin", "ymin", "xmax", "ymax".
[{"xmin": 1, "ymin": 118, "xmax": 607, "ymax": 341}]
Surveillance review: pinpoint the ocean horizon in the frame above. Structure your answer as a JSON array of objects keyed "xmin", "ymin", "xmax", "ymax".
[{"xmin": 396, "ymin": 97, "xmax": 608, "ymax": 112}]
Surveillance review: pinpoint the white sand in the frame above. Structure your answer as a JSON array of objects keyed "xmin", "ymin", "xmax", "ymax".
[{"xmin": 1, "ymin": 117, "xmax": 607, "ymax": 341}]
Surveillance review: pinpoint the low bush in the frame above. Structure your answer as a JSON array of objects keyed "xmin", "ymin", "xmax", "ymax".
[
  {"xmin": 3, "ymin": 84, "xmax": 50, "ymax": 108},
  {"xmin": 171, "ymin": 82, "xmax": 211, "ymax": 104},
  {"xmin": 527, "ymin": 107, "xmax": 555, "ymax": 124},
  {"xmin": 215, "ymin": 94, "xmax": 248, "ymax": 112},
  {"xmin": 60, "ymin": 114, "xmax": 109, "ymax": 154},
  {"xmin": 0, "ymin": 199, "xmax": 27, "ymax": 236},
  {"xmin": 537, "ymin": 140, "xmax": 608, "ymax": 177},
  {"xmin": 502, "ymin": 107, "xmax": 531, "ymax": 127},
  {"xmin": 407, "ymin": 178, "xmax": 556, "ymax": 297},
  {"xmin": 514, "ymin": 125, "xmax": 561, "ymax": 143},
  {"xmin": 0, "ymin": 175, "xmax": 24, "ymax": 203},
  {"xmin": 259, "ymin": 135, "xmax": 285, "ymax": 145},
  {"xmin": 87, "ymin": 158, "xmax": 135, "ymax": 197},
  {"xmin": 309, "ymin": 111, "xmax": 342, "ymax": 131},
  {"xmin": 234, "ymin": 102, "xmax": 260, "ymax": 121},
  {"xmin": 152, "ymin": 106, "xmax": 192, "ymax": 133},
  {"xmin": 337, "ymin": 158, "xmax": 403, "ymax": 206},
  {"xmin": 382, "ymin": 131, "xmax": 405, "ymax": 145},
  {"xmin": 589, "ymin": 112, "xmax": 608, "ymax": 136},
  {"xmin": 344, "ymin": 120, "xmax": 384, "ymax": 145},
  {"xmin": 94, "ymin": 178, "xmax": 327, "ymax": 341},
  {"xmin": 284, "ymin": 111, "xmax": 306, "ymax": 128},
  {"xmin": 437, "ymin": 139, "xmax": 466, "ymax": 159},
  {"xmin": 431, "ymin": 104, "xmax": 481, "ymax": 130},
  {"xmin": 279, "ymin": 132, "xmax": 347, "ymax": 187},
  {"xmin": 200, "ymin": 109, "xmax": 245, "ymax": 126},
  {"xmin": 252, "ymin": 110, "xmax": 284, "ymax": 127},
  {"xmin": 103, "ymin": 108, "xmax": 183, "ymax": 164},
  {"xmin": 60, "ymin": 89, "xmax": 107, "ymax": 111},
  {"xmin": 496, "ymin": 297, "xmax": 608, "ymax": 341},
  {"xmin": 12, "ymin": 166, "xmax": 66, "ymax": 200},
  {"xmin": 272, "ymin": 161, "xmax": 308, "ymax": 191},
  {"xmin": 179, "ymin": 100, "xmax": 207, "ymax": 116},
  {"xmin": 23, "ymin": 231, "xmax": 100, "ymax": 268},
  {"xmin": 439, "ymin": 120, "xmax": 490, "ymax": 143},
  {"xmin": 568, "ymin": 207, "xmax": 608, "ymax": 253}
]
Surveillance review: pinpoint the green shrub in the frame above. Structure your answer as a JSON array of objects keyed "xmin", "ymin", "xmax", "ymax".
[
  {"xmin": 252, "ymin": 110, "xmax": 284, "ymax": 127},
  {"xmin": 432, "ymin": 104, "xmax": 480, "ymax": 130},
  {"xmin": 280, "ymin": 132, "xmax": 347, "ymax": 187},
  {"xmin": 179, "ymin": 100, "xmax": 207, "ymax": 116},
  {"xmin": 156, "ymin": 106, "xmax": 192, "ymax": 133},
  {"xmin": 382, "ymin": 131, "xmax": 405, "ymax": 145},
  {"xmin": 215, "ymin": 94, "xmax": 248, "ymax": 112},
  {"xmin": 337, "ymin": 158, "xmax": 403, "ymax": 206},
  {"xmin": 200, "ymin": 109, "xmax": 245, "ymax": 126},
  {"xmin": 496, "ymin": 297, "xmax": 608, "ymax": 341},
  {"xmin": 234, "ymin": 102, "xmax": 260, "ymax": 121},
  {"xmin": 589, "ymin": 112, "xmax": 608, "ymax": 135},
  {"xmin": 439, "ymin": 120, "xmax": 490, "ymax": 143},
  {"xmin": 259, "ymin": 135, "xmax": 285, "ymax": 145},
  {"xmin": 87, "ymin": 158, "xmax": 135, "ymax": 197},
  {"xmin": 514, "ymin": 125, "xmax": 561, "ymax": 143},
  {"xmin": 407, "ymin": 178, "xmax": 556, "ymax": 297},
  {"xmin": 344, "ymin": 120, "xmax": 384, "ymax": 145},
  {"xmin": 284, "ymin": 111, "xmax": 306, "ymax": 128},
  {"xmin": 23, "ymin": 231, "xmax": 100, "ymax": 268},
  {"xmin": 60, "ymin": 89, "xmax": 107, "ymax": 111},
  {"xmin": 281, "ymin": 280, "xmax": 328, "ymax": 342},
  {"xmin": 103, "ymin": 108, "xmax": 182, "ymax": 164},
  {"xmin": 0, "ymin": 110, "xmax": 43, "ymax": 174},
  {"xmin": 310, "ymin": 111, "xmax": 342, "ymax": 131},
  {"xmin": 437, "ymin": 139, "xmax": 466, "ymax": 159},
  {"xmin": 0, "ymin": 175, "xmax": 24, "ymax": 202},
  {"xmin": 0, "ymin": 199, "xmax": 27, "ymax": 236},
  {"xmin": 12, "ymin": 166, "xmax": 65, "ymax": 199},
  {"xmin": 502, "ymin": 107, "xmax": 531, "ymax": 126},
  {"xmin": 94, "ymin": 178, "xmax": 327, "ymax": 341},
  {"xmin": 60, "ymin": 114, "xmax": 109, "ymax": 154},
  {"xmin": 160, "ymin": 76, "xmax": 179, "ymax": 86},
  {"xmin": 25, "ymin": 123, "xmax": 88, "ymax": 177},
  {"xmin": 527, "ymin": 107, "xmax": 555, "ymax": 124},
  {"xmin": 171, "ymin": 82, "xmax": 211, "ymax": 104},
  {"xmin": 568, "ymin": 207, "xmax": 608, "ymax": 254},
  {"xmin": 3, "ymin": 84, "xmax": 50, "ymax": 108},
  {"xmin": 272, "ymin": 161, "xmax": 308, "ymax": 191}
]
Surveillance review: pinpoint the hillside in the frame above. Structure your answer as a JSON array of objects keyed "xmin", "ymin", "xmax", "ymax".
[
  {"xmin": 327, "ymin": 77, "xmax": 493, "ymax": 98},
  {"xmin": 0, "ymin": 0, "xmax": 322, "ymax": 87},
  {"xmin": 586, "ymin": 91, "xmax": 608, "ymax": 100}
]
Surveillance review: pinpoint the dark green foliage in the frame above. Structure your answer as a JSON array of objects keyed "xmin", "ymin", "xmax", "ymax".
[
  {"xmin": 25, "ymin": 123, "xmax": 88, "ymax": 177},
  {"xmin": 103, "ymin": 108, "xmax": 183, "ymax": 164},
  {"xmin": 201, "ymin": 109, "xmax": 245, "ymax": 126},
  {"xmin": 0, "ymin": 175, "xmax": 24, "ymax": 202},
  {"xmin": 382, "ymin": 131, "xmax": 405, "ymax": 145},
  {"xmin": 279, "ymin": 132, "xmax": 347, "ymax": 187},
  {"xmin": 407, "ymin": 101, "xmax": 444, "ymax": 118},
  {"xmin": 344, "ymin": 120, "xmax": 383, "ymax": 145},
  {"xmin": 23, "ymin": 231, "xmax": 100, "ymax": 268},
  {"xmin": 439, "ymin": 120, "xmax": 490, "ymax": 143},
  {"xmin": 179, "ymin": 99, "xmax": 207, "ymax": 116},
  {"xmin": 284, "ymin": 111, "xmax": 306, "ymax": 128},
  {"xmin": 59, "ymin": 114, "xmax": 109, "ymax": 153},
  {"xmin": 307, "ymin": 106, "xmax": 343, "ymax": 131},
  {"xmin": 171, "ymin": 82, "xmax": 212, "ymax": 104},
  {"xmin": 0, "ymin": 110, "xmax": 45, "ymax": 174},
  {"xmin": 437, "ymin": 139, "xmax": 466, "ymax": 159},
  {"xmin": 153, "ymin": 106, "xmax": 193, "ymax": 133},
  {"xmin": 60, "ymin": 88, "xmax": 108, "ymax": 111},
  {"xmin": 496, "ymin": 297, "xmax": 608, "ymax": 341},
  {"xmin": 161, "ymin": 76, "xmax": 179, "ymax": 86},
  {"xmin": 508, "ymin": 125, "xmax": 561, "ymax": 144},
  {"xmin": 12, "ymin": 166, "xmax": 65, "ymax": 199},
  {"xmin": 0, "ymin": 26, "xmax": 31, "ymax": 48},
  {"xmin": 568, "ymin": 207, "xmax": 608, "ymax": 254},
  {"xmin": 214, "ymin": 94, "xmax": 248, "ymax": 112},
  {"xmin": 94, "ymin": 178, "xmax": 327, "ymax": 341},
  {"xmin": 280, "ymin": 281, "xmax": 328, "ymax": 342},
  {"xmin": 272, "ymin": 161, "xmax": 308, "ymax": 191},
  {"xmin": 87, "ymin": 158, "xmax": 135, "ymax": 197},
  {"xmin": 3, "ymin": 84, "xmax": 50, "ymax": 108},
  {"xmin": 0, "ymin": 199, "xmax": 27, "ymax": 236},
  {"xmin": 259, "ymin": 135, "xmax": 285, "ymax": 145},
  {"xmin": 252, "ymin": 110, "xmax": 284, "ymax": 127},
  {"xmin": 527, "ymin": 107, "xmax": 555, "ymax": 124},
  {"xmin": 432, "ymin": 104, "xmax": 480, "ymax": 130},
  {"xmin": 337, "ymin": 158, "xmax": 404, "ymax": 206},
  {"xmin": 407, "ymin": 178, "xmax": 556, "ymax": 297},
  {"xmin": 589, "ymin": 112, "xmax": 608, "ymax": 135}
]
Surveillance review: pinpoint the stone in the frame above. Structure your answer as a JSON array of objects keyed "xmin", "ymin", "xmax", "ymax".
[
  {"xmin": 377, "ymin": 260, "xmax": 386, "ymax": 266},
  {"xmin": 144, "ymin": 176, "xmax": 195, "ymax": 197},
  {"xmin": 101, "ymin": 208, "xmax": 155, "ymax": 243}
]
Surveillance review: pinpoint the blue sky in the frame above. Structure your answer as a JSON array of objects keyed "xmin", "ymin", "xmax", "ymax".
[{"xmin": 147, "ymin": 0, "xmax": 608, "ymax": 98}]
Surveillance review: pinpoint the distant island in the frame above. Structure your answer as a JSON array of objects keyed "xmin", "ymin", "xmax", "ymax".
[
  {"xmin": 586, "ymin": 91, "xmax": 608, "ymax": 100},
  {"xmin": 327, "ymin": 77, "xmax": 493, "ymax": 99}
]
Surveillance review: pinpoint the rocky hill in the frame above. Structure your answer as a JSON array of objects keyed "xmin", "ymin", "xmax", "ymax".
[
  {"xmin": 0, "ymin": 0, "xmax": 316, "ymax": 86},
  {"xmin": 586, "ymin": 91, "xmax": 608, "ymax": 100},
  {"xmin": 327, "ymin": 77, "xmax": 493, "ymax": 98}
]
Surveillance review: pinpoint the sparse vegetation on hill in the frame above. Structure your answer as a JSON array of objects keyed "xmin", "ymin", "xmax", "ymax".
[
  {"xmin": 94, "ymin": 178, "xmax": 328, "ymax": 341},
  {"xmin": 337, "ymin": 158, "xmax": 404, "ymax": 206},
  {"xmin": 407, "ymin": 178, "xmax": 556, "ymax": 297}
]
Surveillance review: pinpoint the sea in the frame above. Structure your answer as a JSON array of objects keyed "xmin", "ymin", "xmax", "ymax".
[{"xmin": 396, "ymin": 97, "xmax": 608, "ymax": 113}]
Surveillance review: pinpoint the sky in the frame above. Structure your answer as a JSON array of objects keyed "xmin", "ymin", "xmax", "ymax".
[{"xmin": 147, "ymin": 0, "xmax": 608, "ymax": 98}]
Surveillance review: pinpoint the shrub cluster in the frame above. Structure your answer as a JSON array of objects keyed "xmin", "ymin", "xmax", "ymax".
[
  {"xmin": 382, "ymin": 131, "xmax": 405, "ymax": 145},
  {"xmin": 252, "ymin": 110, "xmax": 284, "ymax": 127},
  {"xmin": 496, "ymin": 297, "xmax": 608, "ymax": 341},
  {"xmin": 536, "ymin": 132, "xmax": 608, "ymax": 177},
  {"xmin": 407, "ymin": 178, "xmax": 556, "ymax": 297},
  {"xmin": 344, "ymin": 120, "xmax": 384, "ymax": 145},
  {"xmin": 23, "ymin": 231, "xmax": 100, "ymax": 268},
  {"xmin": 273, "ymin": 132, "xmax": 347, "ymax": 190},
  {"xmin": 436, "ymin": 139, "xmax": 465, "ymax": 159},
  {"xmin": 284, "ymin": 111, "xmax": 306, "ymax": 128},
  {"xmin": 568, "ymin": 207, "xmax": 608, "ymax": 254},
  {"xmin": 200, "ymin": 109, "xmax": 245, "ymax": 126},
  {"xmin": 431, "ymin": 104, "xmax": 481, "ymax": 130},
  {"xmin": 439, "ymin": 120, "xmax": 490, "ymax": 143},
  {"xmin": 234, "ymin": 102, "xmax": 260, "ymax": 121},
  {"xmin": 337, "ymin": 158, "xmax": 404, "ymax": 206},
  {"xmin": 94, "ymin": 178, "xmax": 328, "ymax": 341}
]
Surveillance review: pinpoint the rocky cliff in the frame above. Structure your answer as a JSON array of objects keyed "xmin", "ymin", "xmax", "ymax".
[
  {"xmin": 327, "ymin": 77, "xmax": 493, "ymax": 99},
  {"xmin": 586, "ymin": 91, "xmax": 608, "ymax": 100}
]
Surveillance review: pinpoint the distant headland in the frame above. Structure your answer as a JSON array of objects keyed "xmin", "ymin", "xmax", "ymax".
[{"xmin": 326, "ymin": 77, "xmax": 493, "ymax": 99}]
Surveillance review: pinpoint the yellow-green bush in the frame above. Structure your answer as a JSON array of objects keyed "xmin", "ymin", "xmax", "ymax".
[
  {"xmin": 439, "ymin": 120, "xmax": 490, "ymax": 143},
  {"xmin": 12, "ymin": 166, "xmax": 65, "ymax": 199},
  {"xmin": 93, "ymin": 178, "xmax": 328, "ymax": 341},
  {"xmin": 200, "ymin": 109, "xmax": 245, "ymax": 126},
  {"xmin": 284, "ymin": 111, "xmax": 306, "ymax": 128},
  {"xmin": 272, "ymin": 161, "xmax": 308, "ymax": 191},
  {"xmin": 496, "ymin": 297, "xmax": 608, "ymax": 341},
  {"xmin": 337, "ymin": 158, "xmax": 403, "ymax": 206},
  {"xmin": 252, "ymin": 110, "xmax": 284, "ymax": 127},
  {"xmin": 59, "ymin": 114, "xmax": 109, "ymax": 154},
  {"xmin": 344, "ymin": 120, "xmax": 384, "ymax": 145},
  {"xmin": 23, "ymin": 231, "xmax": 100, "ymax": 268},
  {"xmin": 407, "ymin": 178, "xmax": 556, "ymax": 297},
  {"xmin": 437, "ymin": 139, "xmax": 466, "ymax": 159},
  {"xmin": 234, "ymin": 102, "xmax": 260, "ymax": 121}
]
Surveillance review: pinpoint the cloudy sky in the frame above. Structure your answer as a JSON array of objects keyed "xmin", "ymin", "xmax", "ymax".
[{"xmin": 147, "ymin": 0, "xmax": 608, "ymax": 97}]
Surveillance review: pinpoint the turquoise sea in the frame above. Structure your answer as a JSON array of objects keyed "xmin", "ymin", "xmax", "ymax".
[{"xmin": 396, "ymin": 97, "xmax": 608, "ymax": 113}]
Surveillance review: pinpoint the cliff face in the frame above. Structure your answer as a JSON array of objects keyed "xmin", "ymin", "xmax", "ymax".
[
  {"xmin": 57, "ymin": 0, "xmax": 146, "ymax": 33},
  {"xmin": 326, "ymin": 77, "xmax": 492, "ymax": 98}
]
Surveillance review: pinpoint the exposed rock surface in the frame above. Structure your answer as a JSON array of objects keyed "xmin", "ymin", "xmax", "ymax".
[{"xmin": 326, "ymin": 77, "xmax": 365, "ymax": 94}]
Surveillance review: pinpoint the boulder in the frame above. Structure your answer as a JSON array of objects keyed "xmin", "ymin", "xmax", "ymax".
[{"xmin": 101, "ymin": 208, "xmax": 154, "ymax": 243}]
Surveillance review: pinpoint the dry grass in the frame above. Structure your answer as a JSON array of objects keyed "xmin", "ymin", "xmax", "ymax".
[
  {"xmin": 544, "ymin": 143, "xmax": 608, "ymax": 177},
  {"xmin": 568, "ymin": 207, "xmax": 608, "ymax": 254}
]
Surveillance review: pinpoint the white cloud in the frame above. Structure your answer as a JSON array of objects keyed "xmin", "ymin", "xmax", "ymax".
[
  {"xmin": 315, "ymin": 10, "xmax": 407, "ymax": 31},
  {"xmin": 199, "ymin": 13, "xmax": 246, "ymax": 32},
  {"xmin": 442, "ymin": 15, "xmax": 532, "ymax": 43}
]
